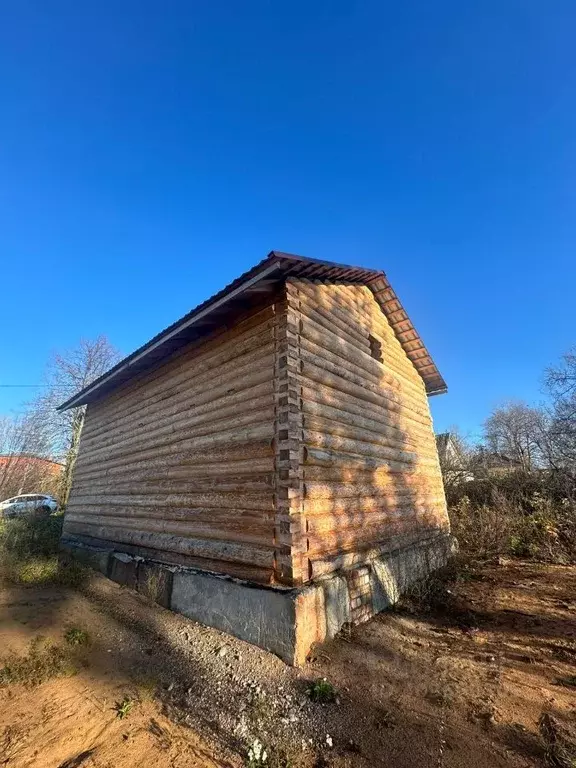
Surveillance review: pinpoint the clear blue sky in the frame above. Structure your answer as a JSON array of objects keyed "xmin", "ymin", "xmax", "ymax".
[{"xmin": 1, "ymin": 1, "xmax": 574, "ymax": 439}]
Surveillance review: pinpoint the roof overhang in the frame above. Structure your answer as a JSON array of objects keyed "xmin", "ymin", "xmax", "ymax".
[{"xmin": 58, "ymin": 251, "xmax": 447, "ymax": 411}]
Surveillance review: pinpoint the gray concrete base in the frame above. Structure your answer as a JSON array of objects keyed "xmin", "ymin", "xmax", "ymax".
[
  {"xmin": 61, "ymin": 532, "xmax": 455, "ymax": 665},
  {"xmin": 171, "ymin": 570, "xmax": 298, "ymax": 662}
]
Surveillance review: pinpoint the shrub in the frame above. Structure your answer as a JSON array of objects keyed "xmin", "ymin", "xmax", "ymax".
[{"xmin": 447, "ymin": 476, "xmax": 576, "ymax": 563}]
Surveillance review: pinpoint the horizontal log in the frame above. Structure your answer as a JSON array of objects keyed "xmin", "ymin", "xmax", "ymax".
[
  {"xmin": 74, "ymin": 418, "xmax": 275, "ymax": 475},
  {"xmin": 303, "ymin": 446, "xmax": 417, "ymax": 474},
  {"xmin": 298, "ymin": 316, "xmax": 399, "ymax": 390},
  {"xmin": 301, "ymin": 361, "xmax": 432, "ymax": 425},
  {"xmin": 299, "ymin": 341, "xmax": 405, "ymax": 408},
  {"xmin": 72, "ymin": 458, "xmax": 274, "ymax": 486},
  {"xmin": 82, "ymin": 311, "xmax": 277, "ymax": 436},
  {"xmin": 287, "ymin": 283, "xmax": 371, "ymax": 350},
  {"xmin": 81, "ymin": 345, "xmax": 275, "ymax": 447},
  {"xmin": 66, "ymin": 503, "xmax": 271, "ymax": 524},
  {"xmin": 63, "ymin": 522, "xmax": 275, "ymax": 567},
  {"xmin": 301, "ymin": 383, "xmax": 432, "ymax": 433},
  {"xmin": 306, "ymin": 510, "xmax": 405, "ymax": 535},
  {"xmin": 303, "ymin": 428, "xmax": 443, "ymax": 468},
  {"xmin": 299, "ymin": 281, "xmax": 386, "ymax": 338},
  {"xmin": 295, "ymin": 282, "xmax": 423, "ymax": 383},
  {"xmin": 303, "ymin": 464, "xmax": 411, "ymax": 482},
  {"xmin": 72, "ymin": 440, "xmax": 274, "ymax": 483},
  {"xmin": 303, "ymin": 479, "xmax": 436, "ymax": 500},
  {"xmin": 65, "ymin": 512, "xmax": 273, "ymax": 546},
  {"xmin": 83, "ymin": 335, "xmax": 275, "ymax": 445},
  {"xmin": 305, "ymin": 504, "xmax": 447, "ymax": 535},
  {"xmin": 302, "ymin": 414, "xmax": 440, "ymax": 461},
  {"xmin": 327, "ymin": 285, "xmax": 428, "ymax": 377},
  {"xmin": 70, "ymin": 476, "xmax": 274, "ymax": 497},
  {"xmin": 69, "ymin": 489, "xmax": 274, "ymax": 512},
  {"xmin": 302, "ymin": 400, "xmax": 434, "ymax": 451},
  {"xmin": 300, "ymin": 352, "xmax": 410, "ymax": 414},
  {"xmin": 81, "ymin": 384, "xmax": 274, "ymax": 456},
  {"xmin": 81, "ymin": 376, "xmax": 275, "ymax": 453},
  {"xmin": 323, "ymin": 283, "xmax": 384, "ymax": 321},
  {"xmin": 303, "ymin": 494, "xmax": 447, "ymax": 516}
]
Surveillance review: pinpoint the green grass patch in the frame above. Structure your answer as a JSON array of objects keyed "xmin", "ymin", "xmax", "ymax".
[
  {"xmin": 114, "ymin": 697, "xmax": 134, "ymax": 719},
  {"xmin": 306, "ymin": 677, "xmax": 336, "ymax": 703},
  {"xmin": 12, "ymin": 557, "xmax": 60, "ymax": 584},
  {"xmin": 64, "ymin": 628, "xmax": 90, "ymax": 647}
]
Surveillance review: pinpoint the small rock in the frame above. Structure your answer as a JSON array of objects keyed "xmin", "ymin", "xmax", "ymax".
[{"xmin": 217, "ymin": 646, "xmax": 229, "ymax": 658}]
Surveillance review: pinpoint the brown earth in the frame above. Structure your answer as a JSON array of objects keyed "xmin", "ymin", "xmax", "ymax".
[{"xmin": 1, "ymin": 559, "xmax": 575, "ymax": 767}]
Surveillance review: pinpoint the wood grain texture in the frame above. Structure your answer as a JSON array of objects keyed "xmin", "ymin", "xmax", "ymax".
[
  {"xmin": 286, "ymin": 279, "xmax": 449, "ymax": 579},
  {"xmin": 64, "ymin": 301, "xmax": 279, "ymax": 583}
]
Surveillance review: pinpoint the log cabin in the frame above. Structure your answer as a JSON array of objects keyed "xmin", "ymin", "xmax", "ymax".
[{"xmin": 59, "ymin": 252, "xmax": 453, "ymax": 663}]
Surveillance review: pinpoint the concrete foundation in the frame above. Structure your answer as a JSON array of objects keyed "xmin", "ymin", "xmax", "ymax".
[{"xmin": 61, "ymin": 532, "xmax": 455, "ymax": 665}]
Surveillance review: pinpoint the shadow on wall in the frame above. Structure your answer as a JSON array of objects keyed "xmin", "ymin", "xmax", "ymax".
[{"xmin": 298, "ymin": 283, "xmax": 451, "ymax": 632}]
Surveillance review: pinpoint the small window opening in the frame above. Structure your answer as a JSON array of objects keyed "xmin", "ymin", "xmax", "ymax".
[{"xmin": 369, "ymin": 334, "xmax": 383, "ymax": 363}]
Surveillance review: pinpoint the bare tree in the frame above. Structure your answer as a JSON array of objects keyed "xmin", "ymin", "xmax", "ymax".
[
  {"xmin": 544, "ymin": 348, "xmax": 576, "ymax": 478},
  {"xmin": 482, "ymin": 401, "xmax": 545, "ymax": 472},
  {"xmin": 31, "ymin": 336, "xmax": 121, "ymax": 505}
]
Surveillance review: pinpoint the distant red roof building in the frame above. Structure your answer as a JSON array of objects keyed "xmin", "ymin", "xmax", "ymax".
[{"xmin": 0, "ymin": 454, "xmax": 64, "ymax": 497}]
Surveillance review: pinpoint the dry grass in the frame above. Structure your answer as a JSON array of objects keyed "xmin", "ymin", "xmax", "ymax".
[
  {"xmin": 448, "ymin": 481, "xmax": 576, "ymax": 564},
  {"xmin": 539, "ymin": 713, "xmax": 576, "ymax": 768},
  {"xmin": 0, "ymin": 515, "xmax": 87, "ymax": 587},
  {"xmin": 0, "ymin": 636, "xmax": 77, "ymax": 687}
]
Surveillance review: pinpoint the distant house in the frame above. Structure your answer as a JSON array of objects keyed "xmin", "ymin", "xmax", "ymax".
[
  {"xmin": 436, "ymin": 432, "xmax": 463, "ymax": 468},
  {"xmin": 435, "ymin": 432, "xmax": 474, "ymax": 483},
  {"xmin": 59, "ymin": 251, "xmax": 452, "ymax": 663},
  {"xmin": 0, "ymin": 454, "xmax": 63, "ymax": 498},
  {"xmin": 474, "ymin": 447, "xmax": 524, "ymax": 477}
]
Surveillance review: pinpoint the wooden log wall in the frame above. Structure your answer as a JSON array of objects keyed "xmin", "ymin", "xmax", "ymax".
[
  {"xmin": 286, "ymin": 279, "xmax": 450, "ymax": 581},
  {"xmin": 64, "ymin": 300, "xmax": 280, "ymax": 584}
]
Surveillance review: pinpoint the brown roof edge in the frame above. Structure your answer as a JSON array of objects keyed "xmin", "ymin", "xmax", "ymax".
[{"xmin": 58, "ymin": 251, "xmax": 446, "ymax": 410}]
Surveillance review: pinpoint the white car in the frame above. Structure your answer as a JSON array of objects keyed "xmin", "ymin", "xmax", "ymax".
[{"xmin": 0, "ymin": 494, "xmax": 58, "ymax": 519}]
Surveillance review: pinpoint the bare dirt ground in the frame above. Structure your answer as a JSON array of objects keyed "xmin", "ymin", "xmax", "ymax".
[{"xmin": 1, "ymin": 559, "xmax": 575, "ymax": 767}]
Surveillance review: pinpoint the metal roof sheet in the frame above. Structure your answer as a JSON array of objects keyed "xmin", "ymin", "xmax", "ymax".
[{"xmin": 58, "ymin": 251, "xmax": 447, "ymax": 410}]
